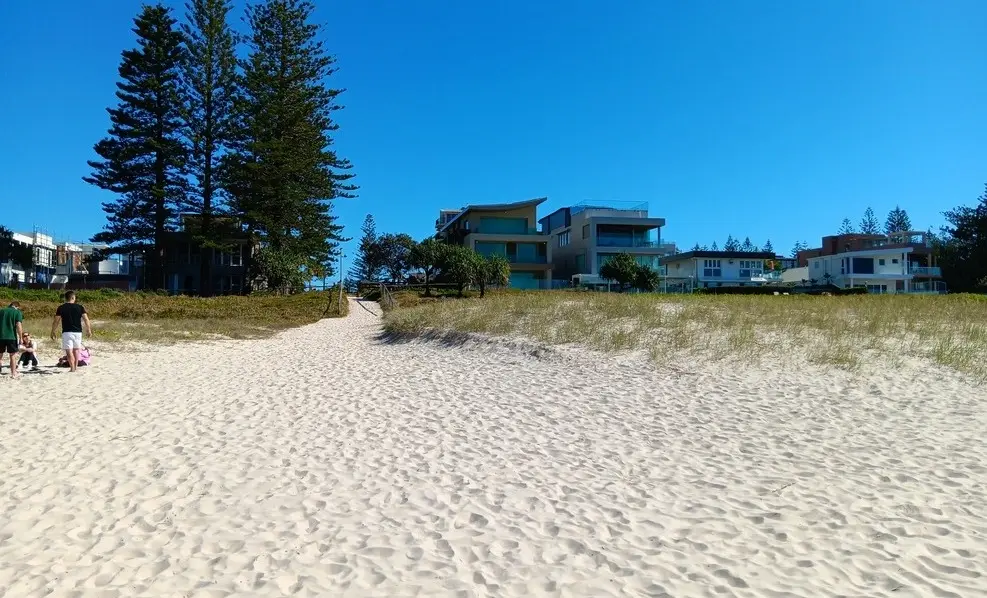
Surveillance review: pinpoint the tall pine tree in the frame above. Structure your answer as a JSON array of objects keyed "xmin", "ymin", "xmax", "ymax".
[
  {"xmin": 739, "ymin": 236, "xmax": 756, "ymax": 252},
  {"xmin": 227, "ymin": 0, "xmax": 356, "ymax": 293},
  {"xmin": 348, "ymin": 214, "xmax": 383, "ymax": 282},
  {"xmin": 859, "ymin": 207, "xmax": 880, "ymax": 234},
  {"xmin": 837, "ymin": 218, "xmax": 855, "ymax": 235},
  {"xmin": 723, "ymin": 235, "xmax": 740, "ymax": 251},
  {"xmin": 181, "ymin": 0, "xmax": 240, "ymax": 296},
  {"xmin": 762, "ymin": 239, "xmax": 774, "ymax": 253},
  {"xmin": 884, "ymin": 205, "xmax": 912, "ymax": 235},
  {"xmin": 85, "ymin": 4, "xmax": 187, "ymax": 290}
]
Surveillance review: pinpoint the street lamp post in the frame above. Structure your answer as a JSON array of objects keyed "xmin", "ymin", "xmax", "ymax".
[{"xmin": 337, "ymin": 252, "xmax": 345, "ymax": 315}]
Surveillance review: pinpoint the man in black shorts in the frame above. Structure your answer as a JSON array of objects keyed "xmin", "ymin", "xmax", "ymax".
[{"xmin": 0, "ymin": 301, "xmax": 24, "ymax": 378}]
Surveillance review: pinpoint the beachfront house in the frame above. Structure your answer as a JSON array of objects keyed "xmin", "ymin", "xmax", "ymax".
[
  {"xmin": 539, "ymin": 201, "xmax": 672, "ymax": 288},
  {"xmin": 661, "ymin": 250, "xmax": 778, "ymax": 289},
  {"xmin": 160, "ymin": 214, "xmax": 255, "ymax": 295},
  {"xmin": 0, "ymin": 230, "xmax": 56, "ymax": 287},
  {"xmin": 799, "ymin": 231, "xmax": 945, "ymax": 294},
  {"xmin": 435, "ymin": 198, "xmax": 553, "ymax": 290}
]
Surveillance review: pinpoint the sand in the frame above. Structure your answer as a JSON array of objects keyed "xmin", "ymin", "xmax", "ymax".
[{"xmin": 1, "ymin": 298, "xmax": 985, "ymax": 597}]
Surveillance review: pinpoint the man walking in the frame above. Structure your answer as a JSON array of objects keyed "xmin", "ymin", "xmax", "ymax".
[
  {"xmin": 50, "ymin": 291, "xmax": 92, "ymax": 373},
  {"xmin": 1, "ymin": 301, "xmax": 25, "ymax": 378}
]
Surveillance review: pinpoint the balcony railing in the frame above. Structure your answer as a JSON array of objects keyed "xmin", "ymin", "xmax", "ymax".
[
  {"xmin": 469, "ymin": 228, "xmax": 543, "ymax": 235},
  {"xmin": 909, "ymin": 266, "xmax": 941, "ymax": 276},
  {"xmin": 597, "ymin": 239, "xmax": 661, "ymax": 248},
  {"xmin": 506, "ymin": 255, "xmax": 548, "ymax": 264}
]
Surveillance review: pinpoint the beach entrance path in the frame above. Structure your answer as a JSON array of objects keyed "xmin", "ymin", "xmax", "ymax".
[{"xmin": 1, "ymin": 298, "xmax": 985, "ymax": 597}]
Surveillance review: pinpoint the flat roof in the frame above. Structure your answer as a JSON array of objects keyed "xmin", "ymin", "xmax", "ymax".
[{"xmin": 439, "ymin": 197, "xmax": 547, "ymax": 233}]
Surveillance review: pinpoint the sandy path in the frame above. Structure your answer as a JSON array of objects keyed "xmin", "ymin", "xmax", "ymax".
[{"xmin": 1, "ymin": 299, "xmax": 985, "ymax": 597}]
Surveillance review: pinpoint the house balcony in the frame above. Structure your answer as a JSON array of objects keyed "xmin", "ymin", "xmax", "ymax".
[
  {"xmin": 597, "ymin": 238, "xmax": 662, "ymax": 248},
  {"xmin": 507, "ymin": 255, "xmax": 548, "ymax": 265},
  {"xmin": 470, "ymin": 228, "xmax": 543, "ymax": 235},
  {"xmin": 909, "ymin": 266, "xmax": 941, "ymax": 276}
]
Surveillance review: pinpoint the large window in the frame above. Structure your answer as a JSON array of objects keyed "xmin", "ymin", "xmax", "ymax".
[
  {"xmin": 852, "ymin": 257, "xmax": 875, "ymax": 274},
  {"xmin": 558, "ymin": 230, "xmax": 570, "ymax": 247},
  {"xmin": 738, "ymin": 259, "xmax": 763, "ymax": 278},
  {"xmin": 703, "ymin": 259, "xmax": 721, "ymax": 278}
]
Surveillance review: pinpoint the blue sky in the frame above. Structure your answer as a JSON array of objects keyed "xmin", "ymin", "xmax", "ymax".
[{"xmin": 1, "ymin": 0, "xmax": 985, "ymax": 260}]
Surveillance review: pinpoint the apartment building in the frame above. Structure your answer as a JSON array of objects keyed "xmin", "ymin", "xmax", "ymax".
[
  {"xmin": 539, "ymin": 201, "xmax": 672, "ymax": 287},
  {"xmin": 436, "ymin": 198, "xmax": 552, "ymax": 290}
]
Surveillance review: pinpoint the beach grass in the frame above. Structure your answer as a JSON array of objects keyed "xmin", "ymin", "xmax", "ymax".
[
  {"xmin": 5, "ymin": 287, "xmax": 347, "ymax": 346},
  {"xmin": 382, "ymin": 291, "xmax": 987, "ymax": 381}
]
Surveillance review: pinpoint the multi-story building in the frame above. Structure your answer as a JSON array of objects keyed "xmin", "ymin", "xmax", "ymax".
[
  {"xmin": 160, "ymin": 214, "xmax": 255, "ymax": 294},
  {"xmin": 800, "ymin": 231, "xmax": 945, "ymax": 293},
  {"xmin": 661, "ymin": 250, "xmax": 778, "ymax": 289},
  {"xmin": 0, "ymin": 230, "xmax": 56, "ymax": 286},
  {"xmin": 539, "ymin": 201, "xmax": 671, "ymax": 287},
  {"xmin": 436, "ymin": 198, "xmax": 553, "ymax": 290}
]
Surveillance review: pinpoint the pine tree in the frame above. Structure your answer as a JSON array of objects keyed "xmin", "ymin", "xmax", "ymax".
[
  {"xmin": 710, "ymin": 241, "xmax": 719, "ymax": 251},
  {"xmin": 859, "ymin": 207, "xmax": 880, "ymax": 234},
  {"xmin": 837, "ymin": 218, "xmax": 855, "ymax": 235},
  {"xmin": 791, "ymin": 240, "xmax": 808, "ymax": 258},
  {"xmin": 762, "ymin": 239, "xmax": 774, "ymax": 253},
  {"xmin": 181, "ymin": 0, "xmax": 240, "ymax": 296},
  {"xmin": 884, "ymin": 205, "xmax": 912, "ymax": 235},
  {"xmin": 348, "ymin": 214, "xmax": 383, "ymax": 282},
  {"xmin": 226, "ymin": 0, "xmax": 356, "ymax": 293},
  {"xmin": 723, "ymin": 235, "xmax": 740, "ymax": 251},
  {"xmin": 85, "ymin": 4, "xmax": 187, "ymax": 290},
  {"xmin": 690, "ymin": 242, "xmax": 702, "ymax": 251},
  {"xmin": 739, "ymin": 236, "xmax": 756, "ymax": 252}
]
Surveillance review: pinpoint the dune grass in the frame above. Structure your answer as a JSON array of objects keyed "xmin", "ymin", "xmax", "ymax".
[
  {"xmin": 5, "ymin": 287, "xmax": 347, "ymax": 346},
  {"xmin": 383, "ymin": 291, "xmax": 987, "ymax": 381}
]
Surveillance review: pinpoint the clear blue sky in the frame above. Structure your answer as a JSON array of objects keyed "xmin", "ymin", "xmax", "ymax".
[{"xmin": 1, "ymin": 0, "xmax": 985, "ymax": 260}]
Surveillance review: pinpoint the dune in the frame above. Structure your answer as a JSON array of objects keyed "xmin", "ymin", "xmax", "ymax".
[{"xmin": 1, "ymin": 298, "xmax": 985, "ymax": 597}]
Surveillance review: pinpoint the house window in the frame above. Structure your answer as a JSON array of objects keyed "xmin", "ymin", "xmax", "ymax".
[
  {"xmin": 231, "ymin": 245, "xmax": 243, "ymax": 267},
  {"xmin": 582, "ymin": 224, "xmax": 590, "ymax": 239},
  {"xmin": 558, "ymin": 231, "xmax": 570, "ymax": 247},
  {"xmin": 891, "ymin": 258, "xmax": 899, "ymax": 264},
  {"xmin": 702, "ymin": 259, "xmax": 721, "ymax": 278},
  {"xmin": 879, "ymin": 259, "xmax": 886, "ymax": 266}
]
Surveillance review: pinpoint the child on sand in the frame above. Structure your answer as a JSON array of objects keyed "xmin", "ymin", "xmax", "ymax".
[{"xmin": 18, "ymin": 332, "xmax": 39, "ymax": 370}]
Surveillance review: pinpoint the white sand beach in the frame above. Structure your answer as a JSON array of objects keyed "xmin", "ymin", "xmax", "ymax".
[{"xmin": 1, "ymin": 299, "xmax": 985, "ymax": 597}]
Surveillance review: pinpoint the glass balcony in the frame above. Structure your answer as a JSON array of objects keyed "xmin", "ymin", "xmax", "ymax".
[
  {"xmin": 507, "ymin": 255, "xmax": 548, "ymax": 264},
  {"xmin": 909, "ymin": 266, "xmax": 941, "ymax": 276}
]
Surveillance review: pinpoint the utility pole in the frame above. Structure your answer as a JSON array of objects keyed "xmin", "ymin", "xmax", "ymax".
[{"xmin": 337, "ymin": 252, "xmax": 345, "ymax": 315}]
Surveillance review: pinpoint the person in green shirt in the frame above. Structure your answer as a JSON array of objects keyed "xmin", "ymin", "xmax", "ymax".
[{"xmin": 0, "ymin": 301, "xmax": 25, "ymax": 379}]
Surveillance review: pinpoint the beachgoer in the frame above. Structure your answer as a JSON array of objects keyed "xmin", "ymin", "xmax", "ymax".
[
  {"xmin": 50, "ymin": 291, "xmax": 92, "ymax": 373},
  {"xmin": 1, "ymin": 301, "xmax": 25, "ymax": 378},
  {"xmin": 18, "ymin": 332, "xmax": 39, "ymax": 370}
]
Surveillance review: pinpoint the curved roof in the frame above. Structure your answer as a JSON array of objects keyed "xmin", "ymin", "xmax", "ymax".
[{"xmin": 439, "ymin": 197, "xmax": 547, "ymax": 233}]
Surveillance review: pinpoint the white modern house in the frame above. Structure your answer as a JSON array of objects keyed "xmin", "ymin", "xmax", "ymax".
[
  {"xmin": 660, "ymin": 250, "xmax": 779, "ymax": 289},
  {"xmin": 539, "ymin": 201, "xmax": 674, "ymax": 288},
  {"xmin": 805, "ymin": 246, "xmax": 945, "ymax": 293}
]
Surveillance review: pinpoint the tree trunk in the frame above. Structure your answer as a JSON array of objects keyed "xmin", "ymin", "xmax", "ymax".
[{"xmin": 423, "ymin": 270, "xmax": 431, "ymax": 297}]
